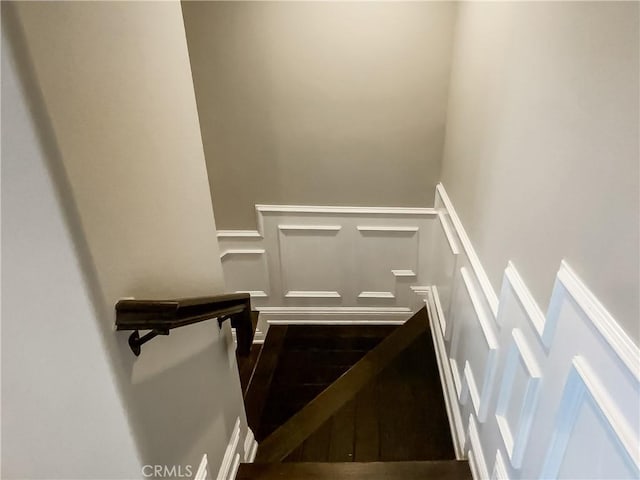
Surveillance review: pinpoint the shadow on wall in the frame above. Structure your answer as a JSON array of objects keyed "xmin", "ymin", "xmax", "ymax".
[
  {"xmin": 2, "ymin": 0, "xmax": 144, "ymax": 461},
  {"xmin": 3, "ymin": 4, "xmax": 237, "ymax": 471}
]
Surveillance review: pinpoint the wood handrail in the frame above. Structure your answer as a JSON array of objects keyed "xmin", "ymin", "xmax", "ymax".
[{"xmin": 115, "ymin": 293, "xmax": 254, "ymax": 357}]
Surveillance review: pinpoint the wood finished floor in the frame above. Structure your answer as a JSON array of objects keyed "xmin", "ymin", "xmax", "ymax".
[
  {"xmin": 241, "ymin": 315, "xmax": 455, "ymax": 463},
  {"xmin": 282, "ymin": 332, "xmax": 455, "ymax": 462},
  {"xmin": 236, "ymin": 461, "xmax": 472, "ymax": 480},
  {"xmin": 255, "ymin": 325, "xmax": 395, "ymax": 441}
]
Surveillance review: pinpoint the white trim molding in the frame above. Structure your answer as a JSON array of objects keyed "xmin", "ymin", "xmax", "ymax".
[
  {"xmin": 258, "ymin": 306, "xmax": 413, "ymax": 325},
  {"xmin": 278, "ymin": 224, "xmax": 342, "ymax": 232},
  {"xmin": 218, "ymin": 203, "xmax": 438, "ymax": 324},
  {"xmin": 555, "ymin": 261, "xmax": 640, "ymax": 379},
  {"xmin": 216, "ymin": 418, "xmax": 241, "ymax": 480},
  {"xmin": 358, "ymin": 291, "xmax": 395, "ymax": 299},
  {"xmin": 503, "ymin": 262, "xmax": 545, "ymax": 341},
  {"xmin": 256, "ymin": 204, "xmax": 437, "ymax": 216},
  {"xmin": 540, "ymin": 356, "xmax": 640, "ymax": 479},
  {"xmin": 217, "ymin": 230, "xmax": 262, "ymax": 238},
  {"xmin": 426, "ymin": 286, "xmax": 465, "ymax": 458},
  {"xmin": 356, "ymin": 225, "xmax": 419, "ymax": 233},
  {"xmin": 243, "ymin": 428, "xmax": 258, "ymax": 463},
  {"xmin": 285, "ymin": 290, "xmax": 341, "ymax": 299},
  {"xmin": 491, "ymin": 450, "xmax": 509, "ymax": 480},
  {"xmin": 495, "ymin": 328, "xmax": 542, "ymax": 468},
  {"xmin": 430, "ymin": 183, "xmax": 639, "ymax": 480},
  {"xmin": 219, "ymin": 248, "xmax": 265, "ymax": 260},
  {"xmin": 467, "ymin": 414, "xmax": 490, "ymax": 480},
  {"xmin": 194, "ymin": 454, "xmax": 209, "ymax": 480},
  {"xmin": 437, "ymin": 211, "xmax": 461, "ymax": 256},
  {"xmin": 436, "ymin": 183, "xmax": 499, "ymax": 317}
]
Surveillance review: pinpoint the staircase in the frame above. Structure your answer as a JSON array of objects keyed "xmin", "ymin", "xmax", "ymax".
[{"xmin": 236, "ymin": 308, "xmax": 471, "ymax": 479}]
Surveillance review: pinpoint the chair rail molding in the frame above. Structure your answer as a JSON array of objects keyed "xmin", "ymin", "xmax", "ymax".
[{"xmin": 428, "ymin": 182, "xmax": 639, "ymax": 480}]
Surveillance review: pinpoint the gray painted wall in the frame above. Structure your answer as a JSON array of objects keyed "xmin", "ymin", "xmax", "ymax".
[
  {"xmin": 441, "ymin": 2, "xmax": 639, "ymax": 344},
  {"xmin": 4, "ymin": 1, "xmax": 246, "ymax": 477},
  {"xmin": 182, "ymin": 1, "xmax": 457, "ymax": 229},
  {"xmin": 1, "ymin": 21, "xmax": 141, "ymax": 480}
]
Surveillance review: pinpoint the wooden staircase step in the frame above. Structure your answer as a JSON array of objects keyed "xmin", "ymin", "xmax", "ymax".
[
  {"xmin": 244, "ymin": 325, "xmax": 288, "ymax": 433},
  {"xmin": 236, "ymin": 461, "xmax": 472, "ymax": 480},
  {"xmin": 277, "ymin": 349, "xmax": 372, "ymax": 368},
  {"xmin": 284, "ymin": 334, "xmax": 392, "ymax": 352},
  {"xmin": 272, "ymin": 364, "xmax": 351, "ymax": 386},
  {"xmin": 285, "ymin": 324, "xmax": 398, "ymax": 339},
  {"xmin": 255, "ymin": 308, "xmax": 429, "ymax": 462},
  {"xmin": 236, "ymin": 311, "xmax": 262, "ymax": 395}
]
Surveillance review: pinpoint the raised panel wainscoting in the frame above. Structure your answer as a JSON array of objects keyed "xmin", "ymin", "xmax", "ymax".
[
  {"xmin": 218, "ymin": 186, "xmax": 639, "ymax": 480},
  {"xmin": 218, "ymin": 205, "xmax": 438, "ymax": 339},
  {"xmin": 427, "ymin": 184, "xmax": 640, "ymax": 480},
  {"xmin": 213, "ymin": 418, "xmax": 258, "ymax": 480}
]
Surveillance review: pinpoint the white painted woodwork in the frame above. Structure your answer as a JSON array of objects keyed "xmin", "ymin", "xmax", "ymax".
[
  {"xmin": 218, "ymin": 205, "xmax": 437, "ymax": 323},
  {"xmin": 218, "ymin": 186, "xmax": 639, "ymax": 480},
  {"xmin": 428, "ymin": 183, "xmax": 639, "ymax": 480},
  {"xmin": 217, "ymin": 419, "xmax": 258, "ymax": 480}
]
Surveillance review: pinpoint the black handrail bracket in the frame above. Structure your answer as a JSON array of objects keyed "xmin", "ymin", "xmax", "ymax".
[{"xmin": 115, "ymin": 293, "xmax": 254, "ymax": 357}]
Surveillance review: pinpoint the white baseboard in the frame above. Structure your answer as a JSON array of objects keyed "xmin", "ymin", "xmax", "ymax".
[
  {"xmin": 194, "ymin": 454, "xmax": 209, "ymax": 480},
  {"xmin": 243, "ymin": 428, "xmax": 258, "ymax": 463},
  {"xmin": 426, "ymin": 286, "xmax": 466, "ymax": 459},
  {"xmin": 216, "ymin": 418, "xmax": 241, "ymax": 480},
  {"xmin": 257, "ymin": 306, "xmax": 414, "ymax": 325}
]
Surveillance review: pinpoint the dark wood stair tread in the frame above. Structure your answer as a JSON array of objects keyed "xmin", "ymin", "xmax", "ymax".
[
  {"xmin": 246, "ymin": 324, "xmax": 394, "ymax": 441},
  {"xmin": 279, "ymin": 332, "xmax": 455, "ymax": 463},
  {"xmin": 236, "ymin": 311, "xmax": 262, "ymax": 394},
  {"xmin": 244, "ymin": 325, "xmax": 288, "ymax": 433},
  {"xmin": 236, "ymin": 461, "xmax": 472, "ymax": 480},
  {"xmin": 256, "ymin": 309, "xmax": 430, "ymax": 462}
]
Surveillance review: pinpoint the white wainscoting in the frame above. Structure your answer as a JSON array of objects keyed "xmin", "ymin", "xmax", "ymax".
[
  {"xmin": 215, "ymin": 418, "xmax": 257, "ymax": 480},
  {"xmin": 428, "ymin": 183, "xmax": 640, "ymax": 480},
  {"xmin": 217, "ymin": 205, "xmax": 437, "ymax": 328}
]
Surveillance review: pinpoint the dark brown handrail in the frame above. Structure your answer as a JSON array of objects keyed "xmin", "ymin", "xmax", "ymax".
[{"xmin": 115, "ymin": 293, "xmax": 254, "ymax": 357}]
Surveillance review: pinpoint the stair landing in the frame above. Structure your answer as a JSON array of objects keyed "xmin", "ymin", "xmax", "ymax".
[
  {"xmin": 239, "ymin": 308, "xmax": 466, "ymax": 478},
  {"xmin": 237, "ymin": 460, "xmax": 472, "ymax": 479}
]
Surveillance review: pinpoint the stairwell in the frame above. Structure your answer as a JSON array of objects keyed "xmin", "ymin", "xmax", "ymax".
[{"xmin": 236, "ymin": 308, "xmax": 472, "ymax": 479}]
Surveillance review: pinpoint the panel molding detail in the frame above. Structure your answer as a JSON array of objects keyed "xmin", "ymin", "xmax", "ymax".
[
  {"xmin": 243, "ymin": 428, "xmax": 258, "ymax": 463},
  {"xmin": 430, "ymin": 183, "xmax": 639, "ymax": 480},
  {"xmin": 491, "ymin": 450, "xmax": 509, "ymax": 480},
  {"xmin": 278, "ymin": 224, "xmax": 342, "ymax": 232},
  {"xmin": 460, "ymin": 267, "xmax": 498, "ymax": 350},
  {"xmin": 503, "ymin": 262, "xmax": 545, "ymax": 340},
  {"xmin": 436, "ymin": 183, "xmax": 499, "ymax": 316},
  {"xmin": 217, "ymin": 230, "xmax": 262, "ymax": 238},
  {"xmin": 258, "ymin": 306, "xmax": 413, "ymax": 325},
  {"xmin": 193, "ymin": 454, "xmax": 209, "ymax": 480},
  {"xmin": 356, "ymin": 225, "xmax": 419, "ymax": 232},
  {"xmin": 219, "ymin": 248, "xmax": 266, "ymax": 260},
  {"xmin": 459, "ymin": 267, "xmax": 498, "ymax": 422},
  {"xmin": 495, "ymin": 328, "xmax": 541, "ymax": 468},
  {"xmin": 358, "ymin": 291, "xmax": 395, "ymax": 299},
  {"xmin": 218, "ymin": 204, "xmax": 436, "ymax": 324},
  {"xmin": 426, "ymin": 286, "xmax": 466, "ymax": 458},
  {"xmin": 555, "ymin": 261, "xmax": 640, "ymax": 379},
  {"xmin": 216, "ymin": 417, "xmax": 242, "ymax": 480},
  {"xmin": 285, "ymin": 291, "xmax": 341, "ymax": 298},
  {"xmin": 540, "ymin": 356, "xmax": 639, "ymax": 478},
  {"xmin": 257, "ymin": 204, "xmax": 437, "ymax": 215},
  {"xmin": 437, "ymin": 211, "xmax": 461, "ymax": 256},
  {"xmin": 467, "ymin": 414, "xmax": 490, "ymax": 480}
]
